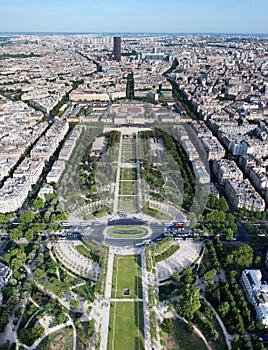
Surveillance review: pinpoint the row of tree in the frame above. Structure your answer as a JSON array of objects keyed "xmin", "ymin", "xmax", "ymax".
[{"xmin": 154, "ymin": 127, "xmax": 196, "ymax": 211}]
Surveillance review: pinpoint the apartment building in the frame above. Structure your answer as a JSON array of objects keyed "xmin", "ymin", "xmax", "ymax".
[
  {"xmin": 225, "ymin": 179, "xmax": 265, "ymax": 212},
  {"xmin": 58, "ymin": 139, "xmax": 76, "ymax": 161},
  {"xmin": 0, "ymin": 262, "xmax": 12, "ymax": 305},
  {"xmin": 0, "ymin": 176, "xmax": 31, "ymax": 213},
  {"xmin": 249, "ymin": 167, "xmax": 268, "ymax": 191},
  {"xmin": 70, "ymin": 89, "xmax": 110, "ymax": 102},
  {"xmin": 13, "ymin": 157, "xmax": 44, "ymax": 184},
  {"xmin": 213, "ymin": 159, "xmax": 243, "ymax": 185},
  {"xmin": 241, "ymin": 270, "xmax": 268, "ymax": 326},
  {"xmin": 46, "ymin": 160, "xmax": 65, "ymax": 183},
  {"xmin": 201, "ymin": 136, "xmax": 225, "ymax": 160}
]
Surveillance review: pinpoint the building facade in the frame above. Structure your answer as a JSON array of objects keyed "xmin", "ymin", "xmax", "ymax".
[
  {"xmin": 241, "ymin": 270, "xmax": 268, "ymax": 326},
  {"xmin": 113, "ymin": 36, "xmax": 121, "ymax": 62}
]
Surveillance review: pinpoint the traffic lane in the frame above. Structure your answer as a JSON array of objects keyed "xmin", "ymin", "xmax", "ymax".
[
  {"xmin": 103, "ymin": 226, "xmax": 164, "ymax": 247},
  {"xmin": 86, "ymin": 227, "xmax": 163, "ymax": 247},
  {"xmin": 237, "ymin": 223, "xmax": 248, "ymax": 242},
  {"xmin": 82, "ymin": 224, "xmax": 106, "ymax": 241},
  {"xmin": 81, "ymin": 222, "xmax": 166, "ymax": 246},
  {"xmin": 107, "ymin": 218, "xmax": 147, "ymax": 226},
  {"xmin": 149, "ymin": 223, "xmax": 165, "ymax": 237}
]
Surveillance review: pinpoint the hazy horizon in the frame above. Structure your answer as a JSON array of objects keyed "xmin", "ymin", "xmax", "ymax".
[{"xmin": 1, "ymin": 0, "xmax": 268, "ymax": 34}]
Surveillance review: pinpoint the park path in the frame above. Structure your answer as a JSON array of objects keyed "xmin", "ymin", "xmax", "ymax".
[
  {"xmin": 135, "ymin": 132, "xmax": 143, "ymax": 212},
  {"xmin": 201, "ymin": 295, "xmax": 234, "ymax": 350},
  {"xmin": 156, "ymin": 306, "xmax": 213, "ymax": 350},
  {"xmin": 110, "ymin": 298, "xmax": 143, "ymax": 302},
  {"xmin": 27, "ymin": 313, "xmax": 75, "ymax": 350},
  {"xmin": 113, "ymin": 132, "xmax": 123, "ymax": 214},
  {"xmin": 99, "ymin": 248, "xmax": 114, "ymax": 350},
  {"xmin": 113, "ymin": 131, "xmax": 143, "ymax": 214},
  {"xmin": 140, "ymin": 249, "xmax": 153, "ymax": 350}
]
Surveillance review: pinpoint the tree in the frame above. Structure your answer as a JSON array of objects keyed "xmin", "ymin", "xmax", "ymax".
[
  {"xmin": 231, "ymin": 335, "xmax": 240, "ymax": 350},
  {"xmin": 225, "ymin": 228, "xmax": 234, "ymax": 241},
  {"xmin": 88, "ymin": 319, "xmax": 95, "ymax": 337},
  {"xmin": 181, "ymin": 267, "xmax": 194, "ymax": 284},
  {"xmin": 218, "ymin": 301, "xmax": 230, "ymax": 318},
  {"xmin": 45, "ymin": 193, "xmax": 56, "ymax": 202},
  {"xmin": 176, "ymin": 288, "xmax": 201, "ymax": 320},
  {"xmin": 188, "ymin": 212, "xmax": 197, "ymax": 228},
  {"xmin": 218, "ymin": 197, "xmax": 229, "ymax": 212},
  {"xmin": 25, "ymin": 229, "xmax": 34, "ymax": 242},
  {"xmin": 204, "ymin": 210, "xmax": 226, "ymax": 223},
  {"xmin": 32, "ymin": 197, "xmax": 45, "ymax": 210},
  {"xmin": 10, "ymin": 228, "xmax": 23, "ymax": 241},
  {"xmin": 0, "ymin": 213, "xmax": 13, "ymax": 223},
  {"xmin": 70, "ymin": 300, "xmax": 79, "ymax": 309},
  {"xmin": 227, "ymin": 213, "xmax": 237, "ymax": 232},
  {"xmin": 254, "ymin": 256, "xmax": 262, "ymax": 266},
  {"xmin": 226, "ymin": 244, "xmax": 253, "ymax": 269},
  {"xmin": 161, "ymin": 318, "xmax": 173, "ymax": 334},
  {"xmin": 20, "ymin": 211, "xmax": 34, "ymax": 223},
  {"xmin": 203, "ymin": 269, "xmax": 217, "ymax": 280}
]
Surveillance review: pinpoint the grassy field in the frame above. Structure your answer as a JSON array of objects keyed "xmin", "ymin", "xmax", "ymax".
[
  {"xmin": 118, "ymin": 195, "xmax": 139, "ymax": 213},
  {"xmin": 121, "ymin": 139, "xmax": 136, "ymax": 163},
  {"xmin": 142, "ymin": 203, "xmax": 173, "ymax": 220},
  {"xmin": 119, "ymin": 180, "xmax": 137, "ymax": 195},
  {"xmin": 75, "ymin": 244, "xmax": 93, "ymax": 260},
  {"xmin": 162, "ymin": 318, "xmax": 207, "ymax": 350},
  {"xmin": 120, "ymin": 167, "xmax": 137, "ymax": 181},
  {"xmin": 111, "ymin": 255, "xmax": 143, "ymax": 299},
  {"xmin": 108, "ymin": 301, "xmax": 145, "ymax": 350},
  {"xmin": 107, "ymin": 226, "xmax": 148, "ymax": 238},
  {"xmin": 37, "ymin": 326, "xmax": 74, "ymax": 350}
]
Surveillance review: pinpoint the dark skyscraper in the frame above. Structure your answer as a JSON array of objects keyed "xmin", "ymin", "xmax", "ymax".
[{"xmin": 113, "ymin": 36, "xmax": 121, "ymax": 62}]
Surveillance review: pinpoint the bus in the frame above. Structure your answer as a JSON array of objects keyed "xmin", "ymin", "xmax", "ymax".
[
  {"xmin": 135, "ymin": 242, "xmax": 145, "ymax": 247},
  {"xmin": 175, "ymin": 222, "xmax": 184, "ymax": 227},
  {"xmin": 61, "ymin": 222, "xmax": 70, "ymax": 228},
  {"xmin": 164, "ymin": 222, "xmax": 174, "ymax": 227}
]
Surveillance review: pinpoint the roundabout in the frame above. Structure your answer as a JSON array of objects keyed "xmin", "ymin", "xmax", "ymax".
[{"xmin": 107, "ymin": 225, "xmax": 148, "ymax": 238}]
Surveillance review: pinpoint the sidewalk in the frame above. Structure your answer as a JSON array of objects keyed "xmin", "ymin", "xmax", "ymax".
[{"xmin": 141, "ymin": 249, "xmax": 153, "ymax": 350}]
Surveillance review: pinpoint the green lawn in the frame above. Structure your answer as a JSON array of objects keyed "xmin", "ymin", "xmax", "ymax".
[
  {"xmin": 111, "ymin": 255, "xmax": 143, "ymax": 299},
  {"xmin": 120, "ymin": 168, "xmax": 137, "ymax": 181},
  {"xmin": 119, "ymin": 180, "xmax": 137, "ymax": 195},
  {"xmin": 121, "ymin": 140, "xmax": 136, "ymax": 163},
  {"xmin": 108, "ymin": 302, "xmax": 145, "ymax": 350},
  {"xmin": 118, "ymin": 195, "xmax": 139, "ymax": 213},
  {"xmin": 163, "ymin": 318, "xmax": 207, "ymax": 350},
  {"xmin": 107, "ymin": 226, "xmax": 148, "ymax": 238},
  {"xmin": 37, "ymin": 326, "xmax": 74, "ymax": 350},
  {"xmin": 75, "ymin": 244, "xmax": 93, "ymax": 260}
]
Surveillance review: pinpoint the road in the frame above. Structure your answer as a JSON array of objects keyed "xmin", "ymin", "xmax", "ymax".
[{"xmin": 82, "ymin": 220, "xmax": 165, "ymax": 247}]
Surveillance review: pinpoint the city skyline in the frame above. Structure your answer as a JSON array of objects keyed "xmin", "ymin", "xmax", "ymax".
[{"xmin": 0, "ymin": 0, "xmax": 268, "ymax": 34}]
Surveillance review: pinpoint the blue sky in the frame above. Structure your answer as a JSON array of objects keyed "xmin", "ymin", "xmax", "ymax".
[{"xmin": 0, "ymin": 0, "xmax": 267, "ymax": 33}]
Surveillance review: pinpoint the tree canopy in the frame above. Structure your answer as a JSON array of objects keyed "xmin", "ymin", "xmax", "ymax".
[
  {"xmin": 20, "ymin": 211, "xmax": 35, "ymax": 223},
  {"xmin": 176, "ymin": 287, "xmax": 201, "ymax": 320},
  {"xmin": 226, "ymin": 244, "xmax": 253, "ymax": 269}
]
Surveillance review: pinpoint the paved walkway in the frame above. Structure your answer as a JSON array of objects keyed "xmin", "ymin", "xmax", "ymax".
[
  {"xmin": 113, "ymin": 132, "xmax": 123, "ymax": 214},
  {"xmin": 156, "ymin": 306, "xmax": 213, "ymax": 350},
  {"xmin": 135, "ymin": 132, "xmax": 143, "ymax": 212},
  {"xmin": 202, "ymin": 295, "xmax": 234, "ymax": 350},
  {"xmin": 113, "ymin": 131, "xmax": 144, "ymax": 214},
  {"xmin": 156, "ymin": 241, "xmax": 203, "ymax": 281},
  {"xmin": 99, "ymin": 247, "xmax": 153, "ymax": 350},
  {"xmin": 28, "ymin": 312, "xmax": 76, "ymax": 350},
  {"xmin": 110, "ymin": 298, "xmax": 143, "ymax": 302},
  {"xmin": 99, "ymin": 249, "xmax": 114, "ymax": 350},
  {"xmin": 140, "ymin": 249, "xmax": 153, "ymax": 350},
  {"xmin": 52, "ymin": 241, "xmax": 101, "ymax": 280}
]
